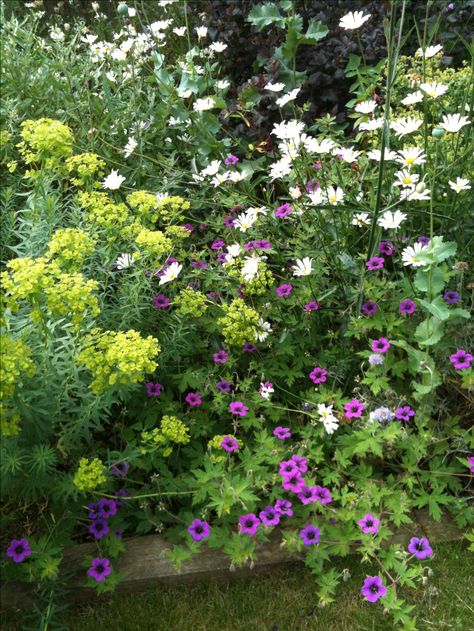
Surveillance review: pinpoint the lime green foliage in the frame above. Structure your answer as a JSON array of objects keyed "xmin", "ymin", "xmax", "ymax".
[
  {"xmin": 126, "ymin": 190, "xmax": 161, "ymax": 224},
  {"xmin": 73, "ymin": 457, "xmax": 107, "ymax": 492},
  {"xmin": 134, "ymin": 227, "xmax": 172, "ymax": 258},
  {"xmin": 1, "ymin": 256, "xmax": 53, "ymax": 310},
  {"xmin": 218, "ymin": 299, "xmax": 260, "ymax": 347},
  {"xmin": 65, "ymin": 153, "xmax": 106, "ymax": 187},
  {"xmin": 76, "ymin": 329, "xmax": 160, "ymax": 393},
  {"xmin": 46, "ymin": 228, "xmax": 96, "ymax": 271},
  {"xmin": 175, "ymin": 288, "xmax": 208, "ymax": 317},
  {"xmin": 17, "ymin": 118, "xmax": 74, "ymax": 175},
  {"xmin": 142, "ymin": 415, "xmax": 190, "ymax": 456},
  {"xmin": 238, "ymin": 262, "xmax": 274, "ymax": 296},
  {"xmin": 78, "ymin": 191, "xmax": 129, "ymax": 231},
  {"xmin": 155, "ymin": 195, "xmax": 190, "ymax": 222},
  {"xmin": 44, "ymin": 273, "xmax": 100, "ymax": 328},
  {"xmin": 0, "ymin": 336, "xmax": 35, "ymax": 436}
]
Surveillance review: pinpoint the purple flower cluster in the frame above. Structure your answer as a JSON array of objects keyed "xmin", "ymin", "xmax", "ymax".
[
  {"xmin": 87, "ymin": 498, "xmax": 119, "ymax": 540},
  {"xmin": 278, "ymin": 455, "xmax": 332, "ymax": 506}
]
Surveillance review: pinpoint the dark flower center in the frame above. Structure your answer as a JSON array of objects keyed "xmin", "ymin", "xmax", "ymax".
[
  {"xmin": 96, "ymin": 564, "xmax": 105, "ymax": 573},
  {"xmin": 266, "ymin": 511, "xmax": 275, "ymax": 519},
  {"xmin": 307, "ymin": 532, "xmax": 315, "ymax": 539},
  {"xmin": 245, "ymin": 520, "xmax": 254, "ymax": 527},
  {"xmin": 416, "ymin": 542, "xmax": 425, "ymax": 551},
  {"xmin": 195, "ymin": 526, "xmax": 203, "ymax": 534},
  {"xmin": 370, "ymin": 584, "xmax": 379, "ymax": 593},
  {"xmin": 366, "ymin": 520, "xmax": 373, "ymax": 527},
  {"xmin": 14, "ymin": 545, "xmax": 24, "ymax": 555},
  {"xmin": 95, "ymin": 522, "xmax": 103, "ymax": 531}
]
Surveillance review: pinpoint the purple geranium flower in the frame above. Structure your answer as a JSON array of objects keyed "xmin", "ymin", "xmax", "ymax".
[
  {"xmin": 358, "ymin": 514, "xmax": 380, "ymax": 534},
  {"xmin": 273, "ymin": 427, "xmax": 291, "ymax": 440},
  {"xmin": 276, "ymin": 283, "xmax": 293, "ymax": 297},
  {"xmin": 111, "ymin": 461, "xmax": 130, "ymax": 478},
  {"xmin": 362, "ymin": 301, "xmax": 377, "ymax": 315},
  {"xmin": 87, "ymin": 502, "xmax": 99, "ymax": 519},
  {"xmin": 191, "ymin": 261, "xmax": 207, "ymax": 269},
  {"xmin": 152, "ymin": 294, "xmax": 170, "ymax": 309},
  {"xmin": 188, "ymin": 519, "xmax": 211, "ymax": 542},
  {"xmin": 300, "ymin": 524, "xmax": 320, "ymax": 546},
  {"xmin": 361, "ymin": 576, "xmax": 387, "ymax": 602},
  {"xmin": 344, "ymin": 399, "xmax": 366, "ymax": 419},
  {"xmin": 87, "ymin": 557, "xmax": 112, "ymax": 582},
  {"xmin": 211, "ymin": 239, "xmax": 225, "ymax": 250},
  {"xmin": 97, "ymin": 498, "xmax": 118, "ymax": 519},
  {"xmin": 259, "ymin": 505, "xmax": 281, "ymax": 527},
  {"xmin": 275, "ymin": 203, "xmax": 292, "ymax": 219},
  {"xmin": 306, "ymin": 180, "xmax": 319, "ymax": 193},
  {"xmin": 418, "ymin": 236, "xmax": 430, "ymax": 246},
  {"xmin": 255, "ymin": 239, "xmax": 271, "ymax": 250},
  {"xmin": 225, "ymin": 154, "xmax": 239, "ymax": 167},
  {"xmin": 365, "ymin": 257, "xmax": 384, "ymax": 271},
  {"xmin": 115, "ymin": 488, "xmax": 130, "ymax": 507},
  {"xmin": 182, "ymin": 223, "xmax": 194, "ymax": 233},
  {"xmin": 379, "ymin": 241, "xmax": 396, "ymax": 256},
  {"xmin": 243, "ymin": 342, "xmax": 257, "ymax": 353},
  {"xmin": 291, "ymin": 454, "xmax": 308, "ymax": 473},
  {"xmin": 216, "ymin": 379, "xmax": 233, "ymax": 393},
  {"xmin": 444, "ymin": 291, "xmax": 460, "ymax": 304},
  {"xmin": 185, "ymin": 392, "xmax": 202, "ymax": 406},
  {"xmin": 395, "ymin": 405, "xmax": 415, "ymax": 422},
  {"xmin": 467, "ymin": 457, "xmax": 474, "ymax": 473},
  {"xmin": 314, "ymin": 486, "xmax": 332, "ymax": 505},
  {"xmin": 6, "ymin": 539, "xmax": 32, "ymax": 563},
  {"xmin": 305, "ymin": 301, "xmax": 319, "ymax": 312},
  {"xmin": 450, "ymin": 349, "xmax": 473, "ymax": 370},
  {"xmin": 279, "ymin": 460, "xmax": 299, "ymax": 477},
  {"xmin": 298, "ymin": 485, "xmax": 319, "ymax": 505},
  {"xmin": 221, "ymin": 436, "xmax": 240, "ymax": 452},
  {"xmin": 89, "ymin": 519, "xmax": 109, "ymax": 540},
  {"xmin": 275, "ymin": 499, "xmax": 293, "ymax": 516},
  {"xmin": 400, "ymin": 299, "xmax": 417, "ymax": 315},
  {"xmin": 282, "ymin": 472, "xmax": 304, "ymax": 493},
  {"xmin": 223, "ymin": 216, "xmax": 236, "ymax": 228},
  {"xmin": 408, "ymin": 537, "xmax": 433, "ymax": 559},
  {"xmin": 239, "ymin": 513, "xmax": 260, "ymax": 536},
  {"xmin": 146, "ymin": 382, "xmax": 163, "ymax": 397},
  {"xmin": 371, "ymin": 337, "xmax": 391, "ymax": 353},
  {"xmin": 213, "ymin": 349, "xmax": 229, "ymax": 364},
  {"xmin": 229, "ymin": 401, "xmax": 248, "ymax": 416},
  {"xmin": 309, "ymin": 367, "xmax": 327, "ymax": 385}
]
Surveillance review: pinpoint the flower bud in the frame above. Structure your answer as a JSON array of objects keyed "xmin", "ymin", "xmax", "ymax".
[
  {"xmin": 432, "ymin": 127, "xmax": 445, "ymax": 139},
  {"xmin": 117, "ymin": 3, "xmax": 129, "ymax": 16},
  {"xmin": 416, "ymin": 181, "xmax": 427, "ymax": 193}
]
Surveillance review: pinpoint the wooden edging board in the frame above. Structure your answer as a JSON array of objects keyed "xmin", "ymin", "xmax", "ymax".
[{"xmin": 0, "ymin": 509, "xmax": 464, "ymax": 610}]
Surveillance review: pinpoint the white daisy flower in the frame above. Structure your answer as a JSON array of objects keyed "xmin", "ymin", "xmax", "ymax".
[
  {"xmin": 400, "ymin": 185, "xmax": 430, "ymax": 201},
  {"xmin": 396, "ymin": 147, "xmax": 427, "ymax": 167},
  {"xmin": 377, "ymin": 210, "xmax": 407, "ymax": 229},
  {"xmin": 159, "ymin": 262, "xmax": 183, "ymax": 285},
  {"xmin": 225, "ymin": 243, "xmax": 242, "ymax": 264},
  {"xmin": 420, "ymin": 82, "xmax": 448, "ymax": 99},
  {"xmin": 339, "ymin": 10, "xmax": 371, "ymax": 30},
  {"xmin": 401, "ymin": 243, "xmax": 429, "ymax": 267},
  {"xmin": 115, "ymin": 253, "xmax": 136, "ymax": 269},
  {"xmin": 393, "ymin": 169, "xmax": 420, "ymax": 188},
  {"xmin": 317, "ymin": 404, "xmax": 339, "ymax": 434},
  {"xmin": 289, "ymin": 186, "xmax": 302, "ymax": 199},
  {"xmin": 241, "ymin": 256, "xmax": 262, "ymax": 282},
  {"xmin": 276, "ymin": 88, "xmax": 300, "ymax": 107},
  {"xmin": 173, "ymin": 27, "xmax": 186, "ymax": 36},
  {"xmin": 269, "ymin": 157, "xmax": 293, "ymax": 180},
  {"xmin": 366, "ymin": 148, "xmax": 398, "ymax": 161},
  {"xmin": 272, "ymin": 119, "xmax": 305, "ymax": 141},
  {"xmin": 209, "ymin": 41, "xmax": 227, "ymax": 53},
  {"xmin": 200, "ymin": 160, "xmax": 221, "ymax": 177},
  {"xmin": 359, "ymin": 118, "xmax": 384, "ymax": 131},
  {"xmin": 265, "ymin": 82, "xmax": 285, "ymax": 92},
  {"xmin": 195, "ymin": 26, "xmax": 208, "ymax": 39},
  {"xmin": 234, "ymin": 210, "xmax": 257, "ymax": 232},
  {"xmin": 448, "ymin": 177, "xmax": 471, "ymax": 193},
  {"xmin": 216, "ymin": 79, "xmax": 230, "ymax": 89},
  {"xmin": 355, "ymin": 100, "xmax": 377, "ymax": 114},
  {"xmin": 439, "ymin": 113, "xmax": 470, "ymax": 133},
  {"xmin": 324, "ymin": 186, "xmax": 345, "ymax": 205},
  {"xmin": 307, "ymin": 190, "xmax": 323, "ymax": 205},
  {"xmin": 401, "ymin": 91, "xmax": 424, "ymax": 106},
  {"xmin": 228, "ymin": 171, "xmax": 247, "ymax": 183},
  {"xmin": 390, "ymin": 117, "xmax": 423, "ymax": 138},
  {"xmin": 303, "ymin": 137, "xmax": 336, "ymax": 154},
  {"xmin": 193, "ymin": 97, "xmax": 215, "ymax": 112},
  {"xmin": 254, "ymin": 319, "xmax": 272, "ymax": 342},
  {"xmin": 102, "ymin": 170, "xmax": 125, "ymax": 190},
  {"xmin": 415, "ymin": 44, "xmax": 442, "ymax": 58},
  {"xmin": 210, "ymin": 172, "xmax": 231, "ymax": 187},
  {"xmin": 123, "ymin": 136, "xmax": 137, "ymax": 158},
  {"xmin": 352, "ymin": 212, "xmax": 370, "ymax": 226},
  {"xmin": 335, "ymin": 146, "xmax": 362, "ymax": 163},
  {"xmin": 292, "ymin": 257, "xmax": 313, "ymax": 277}
]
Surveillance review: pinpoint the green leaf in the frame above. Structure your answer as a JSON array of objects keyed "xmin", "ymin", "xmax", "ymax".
[
  {"xmin": 300, "ymin": 19, "xmax": 328, "ymax": 44},
  {"xmin": 413, "ymin": 268, "xmax": 446, "ymax": 294},
  {"xmin": 247, "ymin": 3, "xmax": 285, "ymax": 29},
  {"xmin": 414, "ymin": 317, "xmax": 445, "ymax": 346},
  {"xmin": 346, "ymin": 54, "xmax": 361, "ymax": 71},
  {"xmin": 419, "ymin": 297, "xmax": 450, "ymax": 321}
]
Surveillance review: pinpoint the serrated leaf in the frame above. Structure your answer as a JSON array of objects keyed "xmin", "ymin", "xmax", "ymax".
[{"xmin": 247, "ymin": 3, "xmax": 285, "ymax": 29}]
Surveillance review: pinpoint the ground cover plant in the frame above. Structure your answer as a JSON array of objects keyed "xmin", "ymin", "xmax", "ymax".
[{"xmin": 0, "ymin": 1, "xmax": 473, "ymax": 630}]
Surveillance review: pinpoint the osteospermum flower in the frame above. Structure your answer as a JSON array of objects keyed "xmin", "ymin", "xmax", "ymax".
[
  {"xmin": 102, "ymin": 170, "xmax": 125, "ymax": 190},
  {"xmin": 420, "ymin": 82, "xmax": 448, "ymax": 99},
  {"xmin": 273, "ymin": 426, "xmax": 291, "ymax": 440},
  {"xmin": 229, "ymin": 401, "xmax": 249, "ymax": 416},
  {"xmin": 358, "ymin": 514, "xmax": 380, "ymax": 534},
  {"xmin": 6, "ymin": 539, "xmax": 32, "ymax": 563},
  {"xmin": 361, "ymin": 576, "xmax": 387, "ymax": 602},
  {"xmin": 344, "ymin": 399, "xmax": 366, "ymax": 419},
  {"xmin": 185, "ymin": 392, "xmax": 202, "ymax": 406},
  {"xmin": 371, "ymin": 337, "xmax": 391, "ymax": 353},
  {"xmin": 439, "ymin": 113, "xmax": 470, "ymax": 133},
  {"xmin": 309, "ymin": 366, "xmax": 327, "ymax": 385},
  {"xmin": 401, "ymin": 243, "xmax": 428, "ymax": 267},
  {"xmin": 365, "ymin": 257, "xmax": 384, "ymax": 271},
  {"xmin": 339, "ymin": 10, "xmax": 371, "ymax": 30},
  {"xmin": 449, "ymin": 349, "xmax": 473, "ymax": 370},
  {"xmin": 400, "ymin": 299, "xmax": 417, "ymax": 315},
  {"xmin": 259, "ymin": 505, "xmax": 280, "ymax": 527},
  {"xmin": 221, "ymin": 436, "xmax": 240, "ymax": 452},
  {"xmin": 395, "ymin": 405, "xmax": 415, "ymax": 422},
  {"xmin": 159, "ymin": 262, "xmax": 183, "ymax": 285},
  {"xmin": 408, "ymin": 537, "xmax": 433, "ymax": 559},
  {"xmin": 239, "ymin": 513, "xmax": 260, "ymax": 535},
  {"xmin": 188, "ymin": 519, "xmax": 211, "ymax": 542},
  {"xmin": 87, "ymin": 558, "xmax": 112, "ymax": 582},
  {"xmin": 449, "ymin": 177, "xmax": 471, "ymax": 193},
  {"xmin": 300, "ymin": 524, "xmax": 320, "ymax": 546},
  {"xmin": 377, "ymin": 210, "xmax": 407, "ymax": 229},
  {"xmin": 292, "ymin": 257, "xmax": 313, "ymax": 277}
]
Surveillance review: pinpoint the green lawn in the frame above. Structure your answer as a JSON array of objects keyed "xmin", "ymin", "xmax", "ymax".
[{"xmin": 4, "ymin": 541, "xmax": 471, "ymax": 631}]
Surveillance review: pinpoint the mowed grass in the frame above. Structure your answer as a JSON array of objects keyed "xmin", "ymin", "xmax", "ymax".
[{"xmin": 3, "ymin": 541, "xmax": 472, "ymax": 631}]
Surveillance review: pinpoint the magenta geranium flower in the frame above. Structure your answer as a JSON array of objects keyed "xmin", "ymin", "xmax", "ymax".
[
  {"xmin": 185, "ymin": 392, "xmax": 202, "ymax": 406},
  {"xmin": 361, "ymin": 576, "xmax": 387, "ymax": 602},
  {"xmin": 365, "ymin": 257, "xmax": 384, "ymax": 271},
  {"xmin": 188, "ymin": 519, "xmax": 211, "ymax": 542},
  {"xmin": 211, "ymin": 239, "xmax": 225, "ymax": 250},
  {"xmin": 304, "ymin": 301, "xmax": 319, "ymax": 311},
  {"xmin": 371, "ymin": 337, "xmax": 391, "ymax": 353},
  {"xmin": 6, "ymin": 538, "xmax": 32, "ymax": 563},
  {"xmin": 213, "ymin": 349, "xmax": 229, "ymax": 364},
  {"xmin": 467, "ymin": 457, "xmax": 474, "ymax": 473},
  {"xmin": 279, "ymin": 460, "xmax": 299, "ymax": 477},
  {"xmin": 97, "ymin": 498, "xmax": 118, "ymax": 519},
  {"xmin": 275, "ymin": 203, "xmax": 292, "ymax": 219},
  {"xmin": 400, "ymin": 299, "xmax": 417, "ymax": 315},
  {"xmin": 408, "ymin": 537, "xmax": 433, "ymax": 559},
  {"xmin": 314, "ymin": 486, "xmax": 332, "ymax": 504},
  {"xmin": 300, "ymin": 524, "xmax": 320, "ymax": 546},
  {"xmin": 243, "ymin": 342, "xmax": 257, "ymax": 352},
  {"xmin": 152, "ymin": 294, "xmax": 170, "ymax": 309},
  {"xmin": 111, "ymin": 461, "xmax": 130, "ymax": 478},
  {"xmin": 273, "ymin": 426, "xmax": 291, "ymax": 440},
  {"xmin": 87, "ymin": 557, "xmax": 112, "ymax": 582},
  {"xmin": 344, "ymin": 399, "xmax": 366, "ymax": 419},
  {"xmin": 298, "ymin": 485, "xmax": 319, "ymax": 505},
  {"xmin": 259, "ymin": 505, "xmax": 280, "ymax": 527},
  {"xmin": 229, "ymin": 401, "xmax": 249, "ymax": 416},
  {"xmin": 449, "ymin": 349, "xmax": 473, "ymax": 370},
  {"xmin": 88, "ymin": 519, "xmax": 109, "ymax": 540},
  {"xmin": 309, "ymin": 366, "xmax": 327, "ymax": 385},
  {"xmin": 395, "ymin": 405, "xmax": 415, "ymax": 422},
  {"xmin": 221, "ymin": 436, "xmax": 239, "ymax": 452},
  {"xmin": 275, "ymin": 499, "xmax": 293, "ymax": 516},
  {"xmin": 216, "ymin": 380, "xmax": 233, "ymax": 393},
  {"xmin": 276, "ymin": 283, "xmax": 293, "ymax": 297},
  {"xmin": 225, "ymin": 154, "xmax": 239, "ymax": 167},
  {"xmin": 358, "ymin": 514, "xmax": 380, "ymax": 534},
  {"xmin": 255, "ymin": 239, "xmax": 271, "ymax": 250},
  {"xmin": 239, "ymin": 513, "xmax": 260, "ymax": 536},
  {"xmin": 281, "ymin": 472, "xmax": 304, "ymax": 493},
  {"xmin": 291, "ymin": 454, "xmax": 308, "ymax": 473},
  {"xmin": 443, "ymin": 291, "xmax": 460, "ymax": 304},
  {"xmin": 379, "ymin": 241, "xmax": 396, "ymax": 256},
  {"xmin": 146, "ymin": 382, "xmax": 163, "ymax": 397},
  {"xmin": 362, "ymin": 301, "xmax": 377, "ymax": 315}
]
